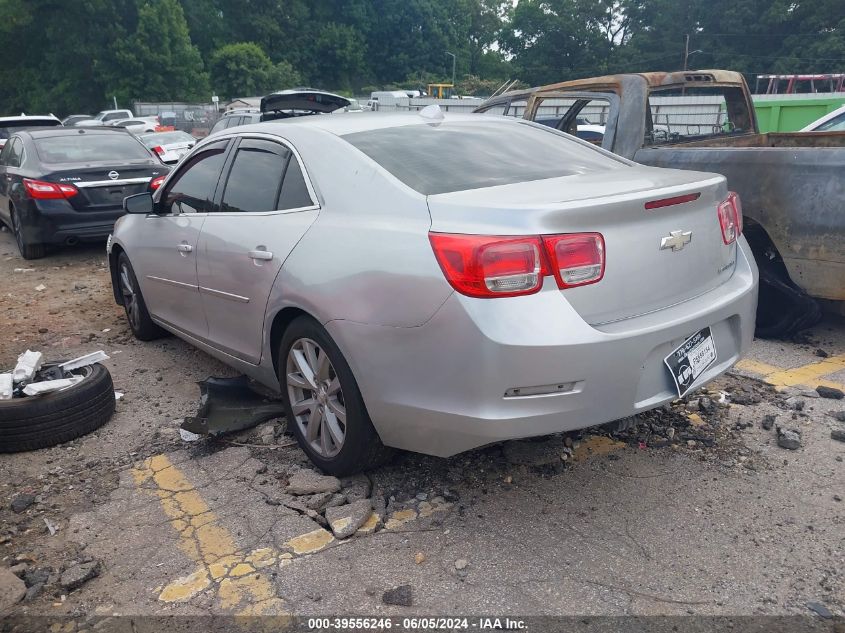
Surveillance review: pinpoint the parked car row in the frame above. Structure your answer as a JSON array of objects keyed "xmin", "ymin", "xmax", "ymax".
[{"xmin": 0, "ymin": 127, "xmax": 168, "ymax": 258}]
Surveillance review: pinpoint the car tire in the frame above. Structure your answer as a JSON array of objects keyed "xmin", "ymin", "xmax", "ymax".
[
  {"xmin": 10, "ymin": 207, "xmax": 45, "ymax": 260},
  {"xmin": 0, "ymin": 363, "xmax": 115, "ymax": 453},
  {"xmin": 279, "ymin": 316, "xmax": 394, "ymax": 476},
  {"xmin": 116, "ymin": 252, "xmax": 167, "ymax": 341}
]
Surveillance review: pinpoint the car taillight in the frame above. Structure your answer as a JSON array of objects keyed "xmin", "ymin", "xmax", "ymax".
[
  {"xmin": 429, "ymin": 231, "xmax": 606, "ymax": 298},
  {"xmin": 152, "ymin": 145, "xmax": 165, "ymax": 156},
  {"xmin": 428, "ymin": 233, "xmax": 548, "ymax": 298},
  {"xmin": 717, "ymin": 191, "xmax": 742, "ymax": 244},
  {"xmin": 23, "ymin": 178, "xmax": 78, "ymax": 200},
  {"xmin": 542, "ymin": 233, "xmax": 605, "ymax": 288},
  {"xmin": 149, "ymin": 175, "xmax": 166, "ymax": 191}
]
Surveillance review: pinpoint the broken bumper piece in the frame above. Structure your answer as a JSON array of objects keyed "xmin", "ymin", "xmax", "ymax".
[{"xmin": 181, "ymin": 375, "xmax": 286, "ymax": 437}]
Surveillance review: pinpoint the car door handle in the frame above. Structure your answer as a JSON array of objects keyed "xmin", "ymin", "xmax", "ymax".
[
  {"xmin": 248, "ymin": 249, "xmax": 273, "ymax": 261},
  {"xmin": 177, "ymin": 243, "xmax": 193, "ymax": 253}
]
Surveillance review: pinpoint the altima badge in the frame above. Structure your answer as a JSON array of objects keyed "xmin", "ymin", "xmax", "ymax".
[{"xmin": 660, "ymin": 230, "xmax": 692, "ymax": 252}]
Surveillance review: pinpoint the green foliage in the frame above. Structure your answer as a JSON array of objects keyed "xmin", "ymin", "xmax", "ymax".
[
  {"xmin": 210, "ymin": 42, "xmax": 301, "ymax": 99},
  {"xmin": 107, "ymin": 0, "xmax": 210, "ymax": 104},
  {"xmin": 1, "ymin": 0, "xmax": 844, "ymax": 114}
]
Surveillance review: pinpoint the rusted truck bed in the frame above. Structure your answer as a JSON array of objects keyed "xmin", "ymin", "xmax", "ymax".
[{"xmin": 477, "ymin": 71, "xmax": 845, "ymax": 335}]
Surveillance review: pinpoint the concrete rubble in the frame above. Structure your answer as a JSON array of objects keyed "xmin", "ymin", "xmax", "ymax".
[
  {"xmin": 0, "ymin": 566, "xmax": 26, "ymax": 610},
  {"xmin": 286, "ymin": 470, "xmax": 342, "ymax": 495}
]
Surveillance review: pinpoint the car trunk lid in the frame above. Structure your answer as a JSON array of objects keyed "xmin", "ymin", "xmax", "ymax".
[
  {"xmin": 45, "ymin": 162, "xmax": 166, "ymax": 210},
  {"xmin": 426, "ymin": 166, "xmax": 736, "ymax": 325}
]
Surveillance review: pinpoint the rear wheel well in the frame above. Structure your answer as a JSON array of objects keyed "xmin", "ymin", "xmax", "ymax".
[
  {"xmin": 270, "ymin": 307, "xmax": 312, "ymax": 379},
  {"xmin": 108, "ymin": 244, "xmax": 126, "ymax": 305},
  {"xmin": 743, "ymin": 220, "xmax": 787, "ymax": 274}
]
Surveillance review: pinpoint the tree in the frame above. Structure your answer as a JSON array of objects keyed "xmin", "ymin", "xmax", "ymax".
[
  {"xmin": 310, "ymin": 23, "xmax": 367, "ymax": 91},
  {"xmin": 210, "ymin": 42, "xmax": 301, "ymax": 99},
  {"xmin": 105, "ymin": 0, "xmax": 210, "ymax": 104},
  {"xmin": 501, "ymin": 0, "xmax": 611, "ymax": 84}
]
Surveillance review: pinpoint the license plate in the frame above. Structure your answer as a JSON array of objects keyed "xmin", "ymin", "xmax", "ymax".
[{"xmin": 663, "ymin": 327, "xmax": 717, "ymax": 397}]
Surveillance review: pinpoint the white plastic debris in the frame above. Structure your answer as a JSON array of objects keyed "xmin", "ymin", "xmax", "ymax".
[
  {"xmin": 179, "ymin": 428, "xmax": 201, "ymax": 442},
  {"xmin": 114, "ymin": 391, "xmax": 124, "ymax": 401},
  {"xmin": 34, "ymin": 284, "xmax": 46, "ymax": 291},
  {"xmin": 13, "ymin": 350, "xmax": 43, "ymax": 383},
  {"xmin": 102, "ymin": 328, "xmax": 111, "ymax": 333},
  {"xmin": 44, "ymin": 517, "xmax": 57, "ymax": 536},
  {"xmin": 13, "ymin": 268, "xmax": 35, "ymax": 273},
  {"xmin": 0, "ymin": 373, "xmax": 12, "ymax": 400},
  {"xmin": 59, "ymin": 351, "xmax": 109, "ymax": 372},
  {"xmin": 22, "ymin": 376, "xmax": 83, "ymax": 396}
]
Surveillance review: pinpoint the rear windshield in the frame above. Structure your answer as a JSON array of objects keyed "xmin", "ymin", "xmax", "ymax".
[
  {"xmin": 342, "ymin": 121, "xmax": 623, "ymax": 195},
  {"xmin": 34, "ymin": 134, "xmax": 151, "ymax": 163},
  {"xmin": 0, "ymin": 119, "xmax": 60, "ymax": 140},
  {"xmin": 140, "ymin": 131, "xmax": 194, "ymax": 147}
]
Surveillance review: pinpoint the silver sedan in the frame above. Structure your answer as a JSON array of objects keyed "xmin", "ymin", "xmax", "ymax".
[{"xmin": 108, "ymin": 112, "xmax": 758, "ymax": 475}]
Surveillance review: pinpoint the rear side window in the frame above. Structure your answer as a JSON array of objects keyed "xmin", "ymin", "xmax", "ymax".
[
  {"xmin": 342, "ymin": 121, "xmax": 623, "ymax": 195},
  {"xmin": 220, "ymin": 141, "xmax": 288, "ymax": 213},
  {"xmin": 34, "ymin": 134, "xmax": 151, "ymax": 163},
  {"xmin": 816, "ymin": 112, "xmax": 845, "ymax": 131},
  {"xmin": 3, "ymin": 138, "xmax": 23, "ymax": 167},
  {"xmin": 210, "ymin": 119, "xmax": 227, "ymax": 134},
  {"xmin": 225, "ymin": 116, "xmax": 244, "ymax": 129},
  {"xmin": 162, "ymin": 141, "xmax": 229, "ymax": 214},
  {"xmin": 277, "ymin": 158, "xmax": 312, "ymax": 209}
]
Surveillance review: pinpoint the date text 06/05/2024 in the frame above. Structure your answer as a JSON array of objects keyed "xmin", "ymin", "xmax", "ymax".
[{"xmin": 307, "ymin": 617, "xmax": 528, "ymax": 630}]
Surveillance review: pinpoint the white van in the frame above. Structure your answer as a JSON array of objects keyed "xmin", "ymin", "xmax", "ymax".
[{"xmin": 366, "ymin": 91, "xmax": 409, "ymax": 110}]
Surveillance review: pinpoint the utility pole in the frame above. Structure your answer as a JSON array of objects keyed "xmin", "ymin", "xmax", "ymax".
[
  {"xmin": 445, "ymin": 51, "xmax": 456, "ymax": 88},
  {"xmin": 683, "ymin": 34, "xmax": 690, "ymax": 71}
]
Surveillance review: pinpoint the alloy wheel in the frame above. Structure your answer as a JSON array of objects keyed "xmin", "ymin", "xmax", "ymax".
[
  {"xmin": 119, "ymin": 262, "xmax": 141, "ymax": 331},
  {"xmin": 286, "ymin": 337, "xmax": 346, "ymax": 458}
]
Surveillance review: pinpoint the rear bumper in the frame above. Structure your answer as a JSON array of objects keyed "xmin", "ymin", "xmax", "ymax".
[
  {"xmin": 17, "ymin": 200, "xmax": 124, "ymax": 244},
  {"xmin": 327, "ymin": 239, "xmax": 759, "ymax": 457}
]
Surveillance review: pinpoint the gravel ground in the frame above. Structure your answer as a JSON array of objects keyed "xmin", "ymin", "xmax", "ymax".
[{"xmin": 0, "ymin": 231, "xmax": 843, "ymax": 627}]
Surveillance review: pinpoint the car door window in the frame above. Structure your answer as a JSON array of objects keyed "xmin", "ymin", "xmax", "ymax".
[
  {"xmin": 161, "ymin": 140, "xmax": 229, "ymax": 215},
  {"xmin": 219, "ymin": 140, "xmax": 288, "ymax": 213},
  {"xmin": 278, "ymin": 156, "xmax": 313, "ymax": 209},
  {"xmin": 225, "ymin": 116, "xmax": 244, "ymax": 129},
  {"xmin": 104, "ymin": 112, "xmax": 124, "ymax": 121}
]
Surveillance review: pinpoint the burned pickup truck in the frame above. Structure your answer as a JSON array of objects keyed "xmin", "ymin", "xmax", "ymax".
[{"xmin": 476, "ymin": 70, "xmax": 845, "ymax": 337}]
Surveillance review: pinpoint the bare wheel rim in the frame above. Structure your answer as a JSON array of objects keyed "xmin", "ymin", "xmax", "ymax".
[
  {"xmin": 119, "ymin": 262, "xmax": 141, "ymax": 331},
  {"xmin": 286, "ymin": 337, "xmax": 346, "ymax": 458}
]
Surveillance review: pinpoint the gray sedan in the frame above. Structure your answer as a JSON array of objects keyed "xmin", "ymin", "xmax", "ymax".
[{"xmin": 108, "ymin": 112, "xmax": 758, "ymax": 475}]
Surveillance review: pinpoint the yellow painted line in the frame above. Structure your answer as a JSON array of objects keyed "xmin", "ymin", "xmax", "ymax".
[
  {"xmin": 132, "ymin": 454, "xmax": 455, "ymax": 611},
  {"xmin": 763, "ymin": 355, "xmax": 845, "ymax": 389},
  {"xmin": 734, "ymin": 359, "xmax": 782, "ymax": 376},
  {"xmin": 131, "ymin": 454, "xmax": 300, "ymax": 615},
  {"xmin": 734, "ymin": 356, "xmax": 845, "ymax": 392}
]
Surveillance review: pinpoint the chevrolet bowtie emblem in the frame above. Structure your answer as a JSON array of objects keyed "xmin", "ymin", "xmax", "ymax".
[{"xmin": 660, "ymin": 230, "xmax": 692, "ymax": 252}]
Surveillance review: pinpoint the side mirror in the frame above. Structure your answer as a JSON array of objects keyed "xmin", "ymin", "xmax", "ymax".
[{"xmin": 124, "ymin": 192, "xmax": 154, "ymax": 214}]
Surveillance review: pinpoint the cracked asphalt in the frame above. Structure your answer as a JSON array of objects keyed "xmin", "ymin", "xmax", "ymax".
[{"xmin": 1, "ymin": 233, "xmax": 844, "ymax": 622}]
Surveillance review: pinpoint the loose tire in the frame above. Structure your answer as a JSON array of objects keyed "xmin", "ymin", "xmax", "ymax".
[
  {"xmin": 279, "ymin": 316, "xmax": 394, "ymax": 476},
  {"xmin": 11, "ymin": 207, "xmax": 45, "ymax": 260},
  {"xmin": 117, "ymin": 252, "xmax": 166, "ymax": 341},
  {"xmin": 0, "ymin": 364, "xmax": 115, "ymax": 452}
]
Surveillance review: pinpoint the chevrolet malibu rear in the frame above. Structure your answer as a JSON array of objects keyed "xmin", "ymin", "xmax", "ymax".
[
  {"xmin": 109, "ymin": 114, "xmax": 757, "ymax": 475},
  {"xmin": 316, "ymin": 118, "xmax": 757, "ymax": 460}
]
